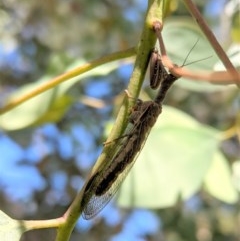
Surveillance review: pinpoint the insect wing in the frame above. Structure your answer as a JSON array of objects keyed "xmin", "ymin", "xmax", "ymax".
[
  {"xmin": 82, "ymin": 129, "xmax": 133, "ymax": 220},
  {"xmin": 82, "ymin": 154, "xmax": 138, "ymax": 219},
  {"xmin": 82, "ymin": 124, "xmax": 155, "ymax": 220},
  {"xmin": 82, "ymin": 102, "xmax": 156, "ymax": 220}
]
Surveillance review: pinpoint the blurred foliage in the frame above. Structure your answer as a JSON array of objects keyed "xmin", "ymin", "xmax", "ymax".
[{"xmin": 0, "ymin": 0, "xmax": 239, "ymax": 241}]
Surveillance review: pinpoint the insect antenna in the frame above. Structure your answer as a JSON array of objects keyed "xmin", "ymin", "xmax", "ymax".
[
  {"xmin": 180, "ymin": 38, "xmax": 212, "ymax": 67},
  {"xmin": 181, "ymin": 56, "xmax": 212, "ymax": 67}
]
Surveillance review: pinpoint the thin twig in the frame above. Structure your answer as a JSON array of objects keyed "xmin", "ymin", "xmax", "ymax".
[
  {"xmin": 22, "ymin": 218, "xmax": 65, "ymax": 231},
  {"xmin": 182, "ymin": 0, "xmax": 240, "ymax": 87},
  {"xmin": 168, "ymin": 66, "xmax": 240, "ymax": 84},
  {"xmin": 153, "ymin": 21, "xmax": 240, "ymax": 85},
  {"xmin": 0, "ymin": 47, "xmax": 136, "ymax": 115}
]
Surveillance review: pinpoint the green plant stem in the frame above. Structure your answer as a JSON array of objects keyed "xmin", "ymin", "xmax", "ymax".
[
  {"xmin": 22, "ymin": 218, "xmax": 65, "ymax": 231},
  {"xmin": 55, "ymin": 1, "xmax": 165, "ymax": 241},
  {"xmin": 0, "ymin": 48, "xmax": 136, "ymax": 115}
]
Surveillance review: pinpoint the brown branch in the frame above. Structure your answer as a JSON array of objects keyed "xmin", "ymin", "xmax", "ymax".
[
  {"xmin": 152, "ymin": 21, "xmax": 240, "ymax": 85},
  {"xmin": 182, "ymin": 0, "xmax": 240, "ymax": 87},
  {"xmin": 168, "ymin": 66, "xmax": 240, "ymax": 85}
]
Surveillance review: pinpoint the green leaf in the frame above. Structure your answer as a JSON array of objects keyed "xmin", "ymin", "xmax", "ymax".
[
  {"xmin": 0, "ymin": 211, "xmax": 25, "ymax": 241},
  {"xmin": 0, "ymin": 60, "xmax": 122, "ymax": 131},
  {"xmin": 204, "ymin": 151, "xmax": 238, "ymax": 203},
  {"xmin": 117, "ymin": 105, "xmax": 220, "ymax": 208},
  {"xmin": 0, "ymin": 76, "xmax": 73, "ymax": 130}
]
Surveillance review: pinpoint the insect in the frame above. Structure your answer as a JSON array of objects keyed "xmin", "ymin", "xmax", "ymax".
[
  {"xmin": 80, "ymin": 24, "xmax": 208, "ymax": 219},
  {"xmin": 81, "ymin": 65, "xmax": 178, "ymax": 219},
  {"xmin": 82, "ymin": 100, "xmax": 161, "ymax": 219}
]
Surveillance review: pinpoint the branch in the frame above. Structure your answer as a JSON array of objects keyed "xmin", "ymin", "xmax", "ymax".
[
  {"xmin": 153, "ymin": 21, "xmax": 240, "ymax": 85},
  {"xmin": 182, "ymin": 0, "xmax": 240, "ymax": 87},
  {"xmin": 0, "ymin": 48, "xmax": 136, "ymax": 115},
  {"xmin": 55, "ymin": 0, "xmax": 165, "ymax": 240},
  {"xmin": 22, "ymin": 218, "xmax": 65, "ymax": 231},
  {"xmin": 168, "ymin": 66, "xmax": 240, "ymax": 85}
]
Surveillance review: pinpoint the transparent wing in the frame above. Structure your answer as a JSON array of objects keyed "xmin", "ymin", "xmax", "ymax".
[
  {"xmin": 82, "ymin": 129, "xmax": 150, "ymax": 220},
  {"xmin": 82, "ymin": 155, "xmax": 138, "ymax": 219},
  {"xmin": 82, "ymin": 102, "xmax": 161, "ymax": 220}
]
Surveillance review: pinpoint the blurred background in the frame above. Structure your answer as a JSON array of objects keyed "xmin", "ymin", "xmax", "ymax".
[{"xmin": 0, "ymin": 0, "xmax": 240, "ymax": 240}]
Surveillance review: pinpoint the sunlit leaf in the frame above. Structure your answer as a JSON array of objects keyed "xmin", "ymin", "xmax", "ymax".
[
  {"xmin": 204, "ymin": 151, "xmax": 238, "ymax": 203},
  {"xmin": 0, "ymin": 76, "xmax": 72, "ymax": 130},
  {"xmin": 232, "ymin": 160, "xmax": 240, "ymax": 191},
  {"xmin": 0, "ymin": 210, "xmax": 25, "ymax": 241},
  {"xmin": 117, "ymin": 105, "xmax": 220, "ymax": 208}
]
